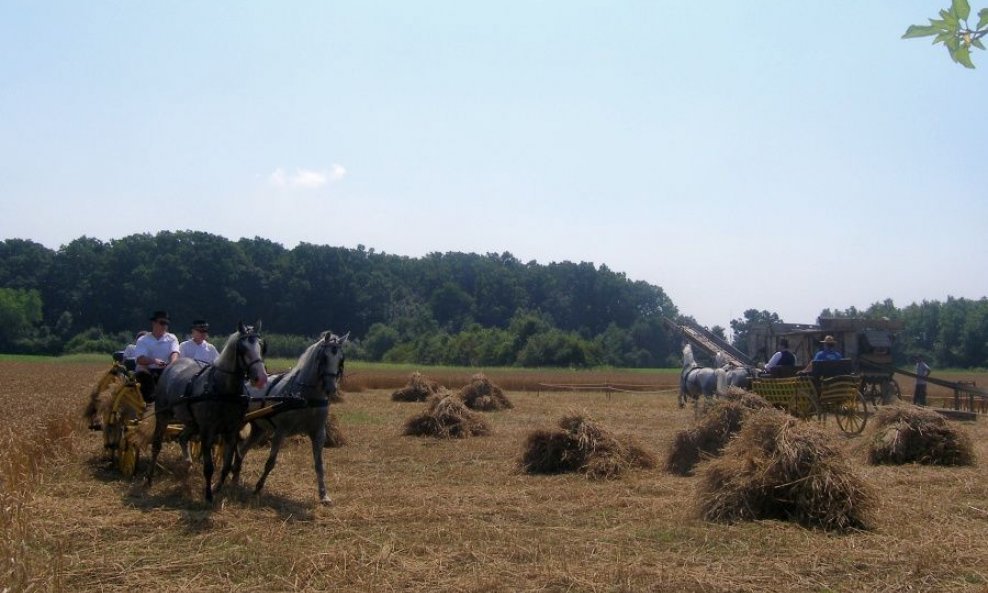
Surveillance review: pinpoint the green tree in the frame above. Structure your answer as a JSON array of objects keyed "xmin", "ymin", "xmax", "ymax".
[
  {"xmin": 730, "ymin": 310, "xmax": 782, "ymax": 355},
  {"xmin": 0, "ymin": 288, "xmax": 44, "ymax": 351},
  {"xmin": 904, "ymin": 0, "xmax": 988, "ymax": 68}
]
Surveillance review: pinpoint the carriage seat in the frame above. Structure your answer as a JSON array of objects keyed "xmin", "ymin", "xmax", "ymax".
[
  {"xmin": 765, "ymin": 365, "xmax": 798, "ymax": 378},
  {"xmin": 811, "ymin": 359, "xmax": 854, "ymax": 378}
]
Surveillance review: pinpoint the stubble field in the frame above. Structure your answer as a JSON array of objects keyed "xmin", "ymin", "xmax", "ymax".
[{"xmin": 2, "ymin": 360, "xmax": 987, "ymax": 593}]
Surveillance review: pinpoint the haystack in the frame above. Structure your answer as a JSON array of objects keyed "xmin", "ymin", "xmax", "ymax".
[
  {"xmin": 868, "ymin": 405, "xmax": 974, "ymax": 466},
  {"xmin": 520, "ymin": 413, "xmax": 657, "ymax": 480},
  {"xmin": 665, "ymin": 390, "xmax": 772, "ymax": 476},
  {"xmin": 695, "ymin": 408, "xmax": 874, "ymax": 531},
  {"xmin": 458, "ymin": 373, "xmax": 513, "ymax": 411},
  {"xmin": 391, "ymin": 372, "xmax": 446, "ymax": 402},
  {"xmin": 402, "ymin": 395, "xmax": 491, "ymax": 439}
]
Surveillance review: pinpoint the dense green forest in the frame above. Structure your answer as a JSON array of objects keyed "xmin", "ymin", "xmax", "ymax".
[{"xmin": 1, "ymin": 232, "xmax": 987, "ymax": 369}]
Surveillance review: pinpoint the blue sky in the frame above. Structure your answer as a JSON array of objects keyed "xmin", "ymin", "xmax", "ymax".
[{"xmin": 1, "ymin": 2, "xmax": 985, "ymax": 332}]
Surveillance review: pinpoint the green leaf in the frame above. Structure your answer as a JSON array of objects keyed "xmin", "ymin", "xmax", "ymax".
[
  {"xmin": 977, "ymin": 8, "xmax": 988, "ymax": 29},
  {"xmin": 950, "ymin": 45, "xmax": 976, "ymax": 68},
  {"xmin": 946, "ymin": 34, "xmax": 962, "ymax": 51},
  {"xmin": 903, "ymin": 24, "xmax": 940, "ymax": 38},
  {"xmin": 952, "ymin": 0, "xmax": 971, "ymax": 21},
  {"xmin": 934, "ymin": 31, "xmax": 953, "ymax": 45},
  {"xmin": 941, "ymin": 9, "xmax": 959, "ymax": 27},
  {"xmin": 927, "ymin": 18, "xmax": 951, "ymax": 31},
  {"xmin": 972, "ymin": 38, "xmax": 986, "ymax": 50}
]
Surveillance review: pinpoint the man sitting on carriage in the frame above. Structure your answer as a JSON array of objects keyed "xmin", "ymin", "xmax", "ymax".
[
  {"xmin": 763, "ymin": 338, "xmax": 796, "ymax": 376},
  {"xmin": 799, "ymin": 335, "xmax": 842, "ymax": 375},
  {"xmin": 134, "ymin": 310, "xmax": 179, "ymax": 402}
]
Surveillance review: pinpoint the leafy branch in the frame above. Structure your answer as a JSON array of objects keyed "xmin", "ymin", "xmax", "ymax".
[{"xmin": 903, "ymin": 0, "xmax": 988, "ymax": 68}]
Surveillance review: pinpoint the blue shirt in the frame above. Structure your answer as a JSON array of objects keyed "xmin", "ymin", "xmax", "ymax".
[{"xmin": 812, "ymin": 348, "xmax": 843, "ymax": 362}]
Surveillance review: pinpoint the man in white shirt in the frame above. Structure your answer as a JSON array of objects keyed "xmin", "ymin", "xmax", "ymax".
[
  {"xmin": 134, "ymin": 310, "xmax": 180, "ymax": 401},
  {"xmin": 179, "ymin": 319, "xmax": 219, "ymax": 364}
]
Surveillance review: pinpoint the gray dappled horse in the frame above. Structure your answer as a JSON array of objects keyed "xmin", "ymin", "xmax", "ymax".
[
  {"xmin": 715, "ymin": 351, "xmax": 755, "ymax": 391},
  {"xmin": 232, "ymin": 331, "xmax": 348, "ymax": 505},
  {"xmin": 145, "ymin": 322, "xmax": 268, "ymax": 503},
  {"xmin": 679, "ymin": 343, "xmax": 726, "ymax": 411}
]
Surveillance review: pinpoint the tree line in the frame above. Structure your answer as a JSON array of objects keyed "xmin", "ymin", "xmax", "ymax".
[
  {"xmin": 0, "ymin": 232, "xmax": 681, "ymax": 366},
  {"xmin": 2, "ymin": 232, "xmax": 986, "ymax": 369}
]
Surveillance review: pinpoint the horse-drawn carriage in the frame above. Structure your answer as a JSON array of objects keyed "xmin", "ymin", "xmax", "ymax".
[
  {"xmin": 749, "ymin": 359, "xmax": 869, "ymax": 434},
  {"xmin": 671, "ymin": 316, "xmax": 893, "ymax": 435},
  {"xmin": 86, "ymin": 327, "xmax": 347, "ymax": 504},
  {"xmin": 745, "ymin": 317, "xmax": 904, "ymax": 407}
]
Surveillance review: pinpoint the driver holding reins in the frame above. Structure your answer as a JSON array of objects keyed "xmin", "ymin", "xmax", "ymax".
[{"xmin": 134, "ymin": 310, "xmax": 180, "ymax": 401}]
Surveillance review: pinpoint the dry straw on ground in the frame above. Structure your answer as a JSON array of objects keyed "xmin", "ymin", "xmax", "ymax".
[
  {"xmin": 402, "ymin": 394, "xmax": 491, "ymax": 438},
  {"xmin": 324, "ymin": 412, "xmax": 347, "ymax": 448},
  {"xmin": 665, "ymin": 388, "xmax": 772, "ymax": 476},
  {"xmin": 696, "ymin": 408, "xmax": 875, "ymax": 532},
  {"xmin": 520, "ymin": 412, "xmax": 656, "ymax": 479},
  {"xmin": 457, "ymin": 373, "xmax": 513, "ymax": 411},
  {"xmin": 868, "ymin": 404, "xmax": 975, "ymax": 466},
  {"xmin": 391, "ymin": 372, "xmax": 446, "ymax": 402}
]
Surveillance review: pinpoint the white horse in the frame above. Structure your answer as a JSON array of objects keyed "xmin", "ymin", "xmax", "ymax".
[
  {"xmin": 715, "ymin": 351, "xmax": 754, "ymax": 390},
  {"xmin": 232, "ymin": 331, "xmax": 348, "ymax": 505},
  {"xmin": 680, "ymin": 343, "xmax": 727, "ymax": 411}
]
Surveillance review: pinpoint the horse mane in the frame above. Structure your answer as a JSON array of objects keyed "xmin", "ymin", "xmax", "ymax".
[
  {"xmin": 294, "ymin": 337, "xmax": 326, "ymax": 384},
  {"xmin": 213, "ymin": 331, "xmax": 241, "ymax": 367}
]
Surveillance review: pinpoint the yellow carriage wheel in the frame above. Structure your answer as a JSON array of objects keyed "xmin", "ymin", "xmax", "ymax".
[{"xmin": 835, "ymin": 391, "xmax": 869, "ymax": 434}]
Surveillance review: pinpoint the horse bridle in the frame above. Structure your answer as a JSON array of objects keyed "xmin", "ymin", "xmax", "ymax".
[{"xmin": 212, "ymin": 330, "xmax": 265, "ymax": 380}]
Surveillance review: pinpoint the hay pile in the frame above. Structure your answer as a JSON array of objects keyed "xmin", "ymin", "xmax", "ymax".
[
  {"xmin": 402, "ymin": 395, "xmax": 491, "ymax": 439},
  {"xmin": 324, "ymin": 412, "xmax": 347, "ymax": 448},
  {"xmin": 520, "ymin": 413, "xmax": 657, "ymax": 480},
  {"xmin": 391, "ymin": 372, "xmax": 446, "ymax": 402},
  {"xmin": 458, "ymin": 373, "xmax": 513, "ymax": 411},
  {"xmin": 696, "ymin": 408, "xmax": 874, "ymax": 531},
  {"xmin": 666, "ymin": 390, "xmax": 772, "ymax": 476},
  {"xmin": 868, "ymin": 405, "xmax": 975, "ymax": 466}
]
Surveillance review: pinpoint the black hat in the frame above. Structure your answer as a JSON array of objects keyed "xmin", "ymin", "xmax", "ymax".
[
  {"xmin": 191, "ymin": 319, "xmax": 210, "ymax": 332},
  {"xmin": 149, "ymin": 310, "xmax": 170, "ymax": 322}
]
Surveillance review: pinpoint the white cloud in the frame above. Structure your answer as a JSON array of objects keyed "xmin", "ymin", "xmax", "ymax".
[
  {"xmin": 267, "ymin": 164, "xmax": 346, "ymax": 189},
  {"xmin": 329, "ymin": 163, "xmax": 347, "ymax": 181}
]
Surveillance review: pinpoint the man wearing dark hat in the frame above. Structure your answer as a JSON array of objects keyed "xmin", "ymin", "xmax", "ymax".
[
  {"xmin": 134, "ymin": 310, "xmax": 180, "ymax": 401},
  {"xmin": 179, "ymin": 319, "xmax": 219, "ymax": 364}
]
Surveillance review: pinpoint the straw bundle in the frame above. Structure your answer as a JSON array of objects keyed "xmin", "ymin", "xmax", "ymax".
[
  {"xmin": 666, "ymin": 390, "xmax": 772, "ymax": 476},
  {"xmin": 402, "ymin": 395, "xmax": 491, "ymax": 439},
  {"xmin": 391, "ymin": 372, "xmax": 446, "ymax": 402},
  {"xmin": 520, "ymin": 413, "xmax": 657, "ymax": 480},
  {"xmin": 696, "ymin": 408, "xmax": 874, "ymax": 531},
  {"xmin": 867, "ymin": 405, "xmax": 974, "ymax": 466},
  {"xmin": 324, "ymin": 412, "xmax": 347, "ymax": 448},
  {"xmin": 458, "ymin": 373, "xmax": 513, "ymax": 411}
]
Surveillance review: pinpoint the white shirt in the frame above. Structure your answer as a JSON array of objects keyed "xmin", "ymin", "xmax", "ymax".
[
  {"xmin": 179, "ymin": 339, "xmax": 219, "ymax": 364},
  {"xmin": 134, "ymin": 332, "xmax": 179, "ymax": 371},
  {"xmin": 915, "ymin": 361, "xmax": 931, "ymax": 385}
]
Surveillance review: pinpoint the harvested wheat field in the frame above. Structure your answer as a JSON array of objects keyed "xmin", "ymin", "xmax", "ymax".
[{"xmin": 3, "ymin": 359, "xmax": 988, "ymax": 593}]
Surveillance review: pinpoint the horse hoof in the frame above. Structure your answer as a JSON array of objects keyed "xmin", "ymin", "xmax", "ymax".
[{"xmin": 320, "ymin": 496, "xmax": 334, "ymax": 506}]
